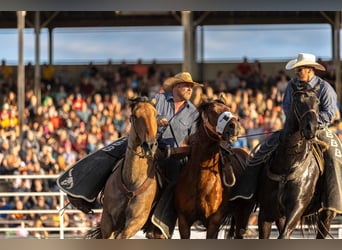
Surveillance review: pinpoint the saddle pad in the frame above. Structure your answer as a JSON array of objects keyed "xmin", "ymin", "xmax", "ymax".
[{"xmin": 56, "ymin": 137, "xmax": 128, "ymax": 202}]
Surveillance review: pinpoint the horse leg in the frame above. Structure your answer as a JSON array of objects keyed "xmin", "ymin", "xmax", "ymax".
[
  {"xmin": 275, "ymin": 216, "xmax": 285, "ymax": 235},
  {"xmin": 258, "ymin": 211, "xmax": 272, "ymax": 239},
  {"xmin": 316, "ymin": 209, "xmax": 336, "ymax": 239},
  {"xmin": 206, "ymin": 214, "xmax": 222, "ymax": 239},
  {"xmin": 278, "ymin": 209, "xmax": 304, "ymax": 239},
  {"xmin": 177, "ymin": 214, "xmax": 192, "ymax": 239},
  {"xmin": 100, "ymin": 210, "xmax": 115, "ymax": 239},
  {"xmin": 236, "ymin": 198, "xmax": 257, "ymax": 239}
]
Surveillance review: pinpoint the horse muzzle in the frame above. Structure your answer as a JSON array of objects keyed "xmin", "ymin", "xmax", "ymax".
[{"xmin": 222, "ymin": 122, "xmax": 240, "ymax": 143}]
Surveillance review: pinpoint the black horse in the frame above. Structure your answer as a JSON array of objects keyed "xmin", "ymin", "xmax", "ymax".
[{"xmin": 253, "ymin": 81, "xmax": 328, "ymax": 239}]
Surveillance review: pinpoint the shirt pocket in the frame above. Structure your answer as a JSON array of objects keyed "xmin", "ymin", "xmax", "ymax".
[{"xmin": 178, "ymin": 118, "xmax": 191, "ymax": 130}]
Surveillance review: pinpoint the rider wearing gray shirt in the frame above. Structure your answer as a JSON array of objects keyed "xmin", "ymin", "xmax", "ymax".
[
  {"xmin": 146, "ymin": 72, "xmax": 202, "ymax": 239},
  {"xmin": 154, "ymin": 91, "xmax": 198, "ymax": 150}
]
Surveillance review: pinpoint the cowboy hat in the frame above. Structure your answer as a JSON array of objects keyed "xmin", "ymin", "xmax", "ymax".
[
  {"xmin": 163, "ymin": 72, "xmax": 203, "ymax": 92},
  {"xmin": 285, "ymin": 53, "xmax": 326, "ymax": 71}
]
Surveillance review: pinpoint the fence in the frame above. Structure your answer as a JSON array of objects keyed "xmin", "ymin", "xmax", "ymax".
[
  {"xmin": 1, "ymin": 174, "xmax": 342, "ymax": 239},
  {"xmin": 0, "ymin": 174, "xmax": 102, "ymax": 239}
]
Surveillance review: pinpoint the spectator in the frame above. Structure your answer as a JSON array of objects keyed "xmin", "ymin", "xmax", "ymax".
[
  {"xmin": 21, "ymin": 129, "xmax": 40, "ymax": 158},
  {"xmin": 236, "ymin": 56, "xmax": 252, "ymax": 81},
  {"xmin": 31, "ymin": 196, "xmax": 50, "ymax": 239},
  {"xmin": 132, "ymin": 58, "xmax": 148, "ymax": 82},
  {"xmin": 0, "ymin": 59, "xmax": 13, "ymax": 84},
  {"xmin": 41, "ymin": 63, "xmax": 55, "ymax": 91}
]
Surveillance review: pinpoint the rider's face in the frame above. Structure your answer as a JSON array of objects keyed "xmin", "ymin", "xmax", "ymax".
[
  {"xmin": 294, "ymin": 67, "xmax": 314, "ymax": 82},
  {"xmin": 173, "ymin": 82, "xmax": 194, "ymax": 101}
]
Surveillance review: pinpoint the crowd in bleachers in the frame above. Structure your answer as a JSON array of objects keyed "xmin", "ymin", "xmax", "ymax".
[{"xmin": 0, "ymin": 57, "xmax": 341, "ymax": 238}]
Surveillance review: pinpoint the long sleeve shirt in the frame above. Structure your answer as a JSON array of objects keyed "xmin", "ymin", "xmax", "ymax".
[
  {"xmin": 153, "ymin": 92, "xmax": 199, "ymax": 150},
  {"xmin": 282, "ymin": 75, "xmax": 337, "ymax": 127}
]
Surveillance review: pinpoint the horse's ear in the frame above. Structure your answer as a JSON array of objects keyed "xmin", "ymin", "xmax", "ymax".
[
  {"xmin": 129, "ymin": 98, "xmax": 137, "ymax": 110},
  {"xmin": 313, "ymin": 83, "xmax": 320, "ymax": 94},
  {"xmin": 218, "ymin": 93, "xmax": 227, "ymax": 105},
  {"xmin": 150, "ymin": 97, "xmax": 157, "ymax": 106},
  {"xmin": 290, "ymin": 79, "xmax": 297, "ymax": 91}
]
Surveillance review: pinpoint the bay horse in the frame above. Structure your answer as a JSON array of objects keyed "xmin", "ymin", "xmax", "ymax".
[
  {"xmin": 175, "ymin": 99, "xmax": 255, "ymax": 239},
  {"xmin": 254, "ymin": 81, "xmax": 332, "ymax": 239},
  {"xmin": 86, "ymin": 96, "xmax": 158, "ymax": 239}
]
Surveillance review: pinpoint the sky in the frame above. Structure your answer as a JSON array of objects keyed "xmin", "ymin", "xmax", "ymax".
[{"xmin": 0, "ymin": 23, "xmax": 334, "ymax": 65}]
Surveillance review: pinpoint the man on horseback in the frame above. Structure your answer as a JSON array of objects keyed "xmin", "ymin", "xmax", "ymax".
[
  {"xmin": 57, "ymin": 72, "xmax": 202, "ymax": 238},
  {"xmin": 145, "ymin": 72, "xmax": 202, "ymax": 239},
  {"xmin": 283, "ymin": 53, "xmax": 342, "ymax": 215},
  {"xmin": 231, "ymin": 53, "xmax": 342, "ymax": 216}
]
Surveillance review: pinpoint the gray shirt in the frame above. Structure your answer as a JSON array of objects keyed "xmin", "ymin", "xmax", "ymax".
[
  {"xmin": 153, "ymin": 92, "xmax": 199, "ymax": 150},
  {"xmin": 282, "ymin": 75, "xmax": 337, "ymax": 127}
]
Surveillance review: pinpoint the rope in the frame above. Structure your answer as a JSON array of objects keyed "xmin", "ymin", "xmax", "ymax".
[{"xmin": 237, "ymin": 130, "xmax": 280, "ymax": 139}]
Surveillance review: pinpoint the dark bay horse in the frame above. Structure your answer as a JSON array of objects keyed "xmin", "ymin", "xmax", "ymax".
[
  {"xmin": 254, "ymin": 82, "xmax": 330, "ymax": 239},
  {"xmin": 175, "ymin": 99, "xmax": 255, "ymax": 239},
  {"xmin": 86, "ymin": 96, "xmax": 158, "ymax": 239}
]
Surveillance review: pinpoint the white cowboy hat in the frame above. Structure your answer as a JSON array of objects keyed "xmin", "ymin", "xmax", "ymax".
[
  {"xmin": 285, "ymin": 53, "xmax": 326, "ymax": 71},
  {"xmin": 163, "ymin": 72, "xmax": 203, "ymax": 92}
]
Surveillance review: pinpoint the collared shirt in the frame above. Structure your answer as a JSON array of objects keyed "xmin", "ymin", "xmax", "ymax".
[
  {"xmin": 282, "ymin": 75, "xmax": 337, "ymax": 127},
  {"xmin": 153, "ymin": 92, "xmax": 199, "ymax": 150}
]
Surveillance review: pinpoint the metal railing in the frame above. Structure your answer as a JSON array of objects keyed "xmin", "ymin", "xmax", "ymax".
[{"xmin": 0, "ymin": 174, "xmax": 102, "ymax": 239}]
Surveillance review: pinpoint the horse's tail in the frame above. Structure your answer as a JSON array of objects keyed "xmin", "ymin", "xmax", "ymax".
[
  {"xmin": 220, "ymin": 215, "xmax": 233, "ymax": 238},
  {"xmin": 84, "ymin": 226, "xmax": 102, "ymax": 239}
]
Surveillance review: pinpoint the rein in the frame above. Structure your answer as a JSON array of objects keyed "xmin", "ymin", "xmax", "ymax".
[{"xmin": 237, "ymin": 130, "xmax": 279, "ymax": 139}]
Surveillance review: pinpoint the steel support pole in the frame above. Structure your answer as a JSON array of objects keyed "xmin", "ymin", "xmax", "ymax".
[
  {"xmin": 35, "ymin": 11, "xmax": 41, "ymax": 106},
  {"xmin": 17, "ymin": 11, "xmax": 26, "ymax": 145}
]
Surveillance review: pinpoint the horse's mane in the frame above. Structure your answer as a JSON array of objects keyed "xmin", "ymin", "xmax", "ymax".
[{"xmin": 128, "ymin": 96, "xmax": 156, "ymax": 109}]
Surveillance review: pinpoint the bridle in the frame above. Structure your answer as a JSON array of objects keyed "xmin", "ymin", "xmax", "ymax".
[
  {"xmin": 292, "ymin": 90, "xmax": 319, "ymax": 136},
  {"xmin": 127, "ymin": 102, "xmax": 158, "ymax": 159},
  {"xmin": 201, "ymin": 112, "xmax": 222, "ymax": 141}
]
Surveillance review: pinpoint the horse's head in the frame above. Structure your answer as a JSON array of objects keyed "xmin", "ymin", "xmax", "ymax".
[
  {"xmin": 198, "ymin": 99, "xmax": 241, "ymax": 143},
  {"xmin": 290, "ymin": 81, "xmax": 320, "ymax": 140},
  {"xmin": 129, "ymin": 96, "xmax": 158, "ymax": 157}
]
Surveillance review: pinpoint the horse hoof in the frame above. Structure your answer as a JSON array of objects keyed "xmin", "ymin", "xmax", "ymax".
[{"xmin": 145, "ymin": 230, "xmax": 167, "ymax": 239}]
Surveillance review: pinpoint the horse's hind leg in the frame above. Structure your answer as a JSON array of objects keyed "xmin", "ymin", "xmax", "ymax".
[{"xmin": 316, "ymin": 209, "xmax": 336, "ymax": 239}]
